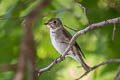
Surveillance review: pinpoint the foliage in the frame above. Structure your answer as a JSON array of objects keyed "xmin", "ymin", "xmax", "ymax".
[{"xmin": 0, "ymin": 0, "xmax": 120, "ymax": 80}]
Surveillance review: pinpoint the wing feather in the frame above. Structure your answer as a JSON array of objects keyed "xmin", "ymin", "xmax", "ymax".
[{"xmin": 62, "ymin": 28, "xmax": 85, "ymax": 58}]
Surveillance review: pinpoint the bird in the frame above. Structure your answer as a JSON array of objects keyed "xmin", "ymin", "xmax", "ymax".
[{"xmin": 44, "ymin": 18, "xmax": 90, "ymax": 71}]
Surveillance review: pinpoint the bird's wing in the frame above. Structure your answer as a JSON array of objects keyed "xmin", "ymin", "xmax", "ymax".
[
  {"xmin": 62, "ymin": 28, "xmax": 85, "ymax": 58},
  {"xmin": 75, "ymin": 42, "xmax": 85, "ymax": 58}
]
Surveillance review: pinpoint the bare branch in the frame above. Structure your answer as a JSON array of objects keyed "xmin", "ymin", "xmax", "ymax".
[
  {"xmin": 37, "ymin": 17, "xmax": 120, "ymax": 76},
  {"xmin": 113, "ymin": 65, "xmax": 120, "ymax": 80},
  {"xmin": 62, "ymin": 17, "xmax": 120, "ymax": 63},
  {"xmin": 76, "ymin": 59, "xmax": 120, "ymax": 80},
  {"xmin": 37, "ymin": 58, "xmax": 62, "ymax": 76},
  {"xmin": 112, "ymin": 23, "xmax": 117, "ymax": 40},
  {"xmin": 64, "ymin": 25, "xmax": 78, "ymax": 32},
  {"xmin": 74, "ymin": 0, "xmax": 91, "ymax": 25}
]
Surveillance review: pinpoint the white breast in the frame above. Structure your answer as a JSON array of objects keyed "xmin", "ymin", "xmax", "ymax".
[
  {"xmin": 49, "ymin": 28, "xmax": 72, "ymax": 56},
  {"xmin": 46, "ymin": 25, "xmax": 60, "ymax": 54},
  {"xmin": 50, "ymin": 31, "xmax": 62, "ymax": 55}
]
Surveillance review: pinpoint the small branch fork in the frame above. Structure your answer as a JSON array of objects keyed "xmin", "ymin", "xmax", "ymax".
[
  {"xmin": 37, "ymin": 17, "xmax": 120, "ymax": 76},
  {"xmin": 76, "ymin": 59, "xmax": 120, "ymax": 80}
]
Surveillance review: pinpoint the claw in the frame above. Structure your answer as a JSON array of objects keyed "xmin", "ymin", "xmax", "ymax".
[
  {"xmin": 55, "ymin": 58, "xmax": 58, "ymax": 63},
  {"xmin": 54, "ymin": 56, "xmax": 65, "ymax": 64},
  {"xmin": 60, "ymin": 55, "xmax": 64, "ymax": 61}
]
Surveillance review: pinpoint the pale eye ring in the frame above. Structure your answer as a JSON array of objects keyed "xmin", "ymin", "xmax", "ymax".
[{"xmin": 53, "ymin": 20, "xmax": 56, "ymax": 24}]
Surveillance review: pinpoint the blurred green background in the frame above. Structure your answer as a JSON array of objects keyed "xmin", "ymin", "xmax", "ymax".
[{"xmin": 0, "ymin": 0, "xmax": 120, "ymax": 80}]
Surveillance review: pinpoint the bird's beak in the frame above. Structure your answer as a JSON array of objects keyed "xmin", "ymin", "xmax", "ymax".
[{"xmin": 44, "ymin": 22, "xmax": 48, "ymax": 25}]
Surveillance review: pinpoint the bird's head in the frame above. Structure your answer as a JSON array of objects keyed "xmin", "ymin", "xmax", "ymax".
[{"xmin": 44, "ymin": 18, "xmax": 63, "ymax": 30}]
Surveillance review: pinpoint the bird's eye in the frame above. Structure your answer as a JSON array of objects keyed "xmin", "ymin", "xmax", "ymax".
[{"xmin": 53, "ymin": 21, "xmax": 57, "ymax": 24}]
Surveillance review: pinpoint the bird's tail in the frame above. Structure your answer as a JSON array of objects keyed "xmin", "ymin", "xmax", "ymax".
[{"xmin": 72, "ymin": 55, "xmax": 90, "ymax": 71}]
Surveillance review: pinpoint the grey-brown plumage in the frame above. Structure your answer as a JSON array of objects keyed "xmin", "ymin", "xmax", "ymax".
[{"xmin": 45, "ymin": 18, "xmax": 90, "ymax": 71}]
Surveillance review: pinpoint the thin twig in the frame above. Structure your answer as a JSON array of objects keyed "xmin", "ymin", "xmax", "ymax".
[
  {"xmin": 37, "ymin": 17, "xmax": 120, "ymax": 75},
  {"xmin": 76, "ymin": 59, "xmax": 120, "ymax": 80},
  {"xmin": 113, "ymin": 65, "xmax": 120, "ymax": 80},
  {"xmin": 112, "ymin": 23, "xmax": 117, "ymax": 40},
  {"xmin": 37, "ymin": 57, "xmax": 62, "ymax": 76},
  {"xmin": 62, "ymin": 17, "xmax": 120, "ymax": 62},
  {"xmin": 74, "ymin": 0, "xmax": 91, "ymax": 25},
  {"xmin": 64, "ymin": 25, "xmax": 78, "ymax": 32}
]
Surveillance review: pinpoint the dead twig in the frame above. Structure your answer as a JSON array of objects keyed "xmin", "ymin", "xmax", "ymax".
[
  {"xmin": 64, "ymin": 25, "xmax": 78, "ymax": 32},
  {"xmin": 74, "ymin": 0, "xmax": 91, "ymax": 25},
  {"xmin": 76, "ymin": 59, "xmax": 120, "ymax": 80},
  {"xmin": 112, "ymin": 23, "xmax": 117, "ymax": 40},
  {"xmin": 113, "ymin": 65, "xmax": 120, "ymax": 80}
]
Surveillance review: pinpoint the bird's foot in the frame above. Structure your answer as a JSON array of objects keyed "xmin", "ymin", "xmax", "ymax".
[
  {"xmin": 54, "ymin": 56, "xmax": 65, "ymax": 64},
  {"xmin": 55, "ymin": 58, "xmax": 58, "ymax": 63},
  {"xmin": 60, "ymin": 55, "xmax": 65, "ymax": 61}
]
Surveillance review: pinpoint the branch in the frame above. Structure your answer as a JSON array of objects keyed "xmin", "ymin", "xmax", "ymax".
[
  {"xmin": 76, "ymin": 59, "xmax": 120, "ymax": 80},
  {"xmin": 113, "ymin": 65, "xmax": 120, "ymax": 80},
  {"xmin": 37, "ymin": 17, "xmax": 120, "ymax": 75},
  {"xmin": 64, "ymin": 25, "xmax": 78, "ymax": 32},
  {"xmin": 112, "ymin": 23, "xmax": 117, "ymax": 40},
  {"xmin": 74, "ymin": 0, "xmax": 91, "ymax": 25},
  {"xmin": 37, "ymin": 58, "xmax": 62, "ymax": 76},
  {"xmin": 61, "ymin": 17, "xmax": 120, "ymax": 62}
]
